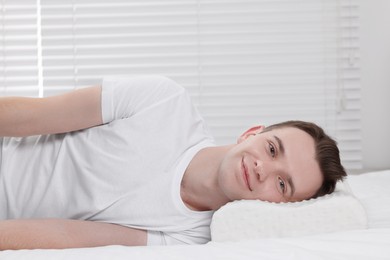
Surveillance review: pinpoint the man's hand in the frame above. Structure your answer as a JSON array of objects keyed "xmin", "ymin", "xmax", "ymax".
[
  {"xmin": 0, "ymin": 219, "xmax": 147, "ymax": 250},
  {"xmin": 0, "ymin": 86, "xmax": 103, "ymax": 137}
]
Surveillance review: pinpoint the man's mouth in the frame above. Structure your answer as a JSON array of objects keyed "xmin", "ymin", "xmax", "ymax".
[{"xmin": 242, "ymin": 157, "xmax": 253, "ymax": 191}]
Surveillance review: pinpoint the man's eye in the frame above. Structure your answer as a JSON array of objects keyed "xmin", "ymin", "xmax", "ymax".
[
  {"xmin": 278, "ymin": 177, "xmax": 286, "ymax": 192},
  {"xmin": 269, "ymin": 143, "xmax": 276, "ymax": 157}
]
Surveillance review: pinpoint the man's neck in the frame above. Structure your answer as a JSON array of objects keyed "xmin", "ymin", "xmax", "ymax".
[{"xmin": 180, "ymin": 145, "xmax": 234, "ymax": 211}]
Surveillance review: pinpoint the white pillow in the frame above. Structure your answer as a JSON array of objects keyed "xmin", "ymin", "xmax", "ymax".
[
  {"xmin": 210, "ymin": 181, "xmax": 368, "ymax": 242},
  {"xmin": 347, "ymin": 170, "xmax": 390, "ymax": 228}
]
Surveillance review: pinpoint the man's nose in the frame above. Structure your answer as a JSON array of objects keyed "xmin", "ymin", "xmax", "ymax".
[{"xmin": 254, "ymin": 159, "xmax": 268, "ymax": 181}]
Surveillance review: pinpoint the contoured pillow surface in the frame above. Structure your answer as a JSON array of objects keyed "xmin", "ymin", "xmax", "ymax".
[
  {"xmin": 211, "ymin": 181, "xmax": 368, "ymax": 242},
  {"xmin": 347, "ymin": 170, "xmax": 390, "ymax": 228}
]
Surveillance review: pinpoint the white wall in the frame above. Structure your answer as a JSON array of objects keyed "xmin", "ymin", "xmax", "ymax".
[{"xmin": 360, "ymin": 0, "xmax": 390, "ymax": 171}]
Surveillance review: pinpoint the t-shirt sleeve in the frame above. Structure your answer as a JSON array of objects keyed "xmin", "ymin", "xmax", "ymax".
[
  {"xmin": 147, "ymin": 227, "xmax": 211, "ymax": 246},
  {"xmin": 101, "ymin": 75, "xmax": 184, "ymax": 124}
]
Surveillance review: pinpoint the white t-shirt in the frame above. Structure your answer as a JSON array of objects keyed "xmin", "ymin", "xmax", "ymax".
[{"xmin": 0, "ymin": 75, "xmax": 216, "ymax": 246}]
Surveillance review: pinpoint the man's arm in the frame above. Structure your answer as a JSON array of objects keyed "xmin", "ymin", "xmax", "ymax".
[
  {"xmin": 0, "ymin": 219, "xmax": 147, "ymax": 250},
  {"xmin": 0, "ymin": 86, "xmax": 103, "ymax": 137}
]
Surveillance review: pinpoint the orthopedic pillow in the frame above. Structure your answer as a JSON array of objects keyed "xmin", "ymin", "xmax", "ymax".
[{"xmin": 210, "ymin": 181, "xmax": 368, "ymax": 242}]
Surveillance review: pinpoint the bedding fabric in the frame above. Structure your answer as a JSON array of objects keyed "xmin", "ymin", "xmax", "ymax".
[
  {"xmin": 347, "ymin": 169, "xmax": 390, "ymax": 228},
  {"xmin": 1, "ymin": 170, "xmax": 389, "ymax": 259},
  {"xmin": 1, "ymin": 228, "xmax": 390, "ymax": 260},
  {"xmin": 210, "ymin": 181, "xmax": 367, "ymax": 241}
]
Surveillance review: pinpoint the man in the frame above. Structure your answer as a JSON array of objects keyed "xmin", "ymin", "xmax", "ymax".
[{"xmin": 0, "ymin": 75, "xmax": 346, "ymax": 249}]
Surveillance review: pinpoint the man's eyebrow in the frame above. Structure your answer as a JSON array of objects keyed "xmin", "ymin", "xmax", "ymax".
[
  {"xmin": 273, "ymin": 135, "xmax": 285, "ymax": 155},
  {"xmin": 273, "ymin": 135, "xmax": 295, "ymax": 198},
  {"xmin": 287, "ymin": 176, "xmax": 295, "ymax": 198}
]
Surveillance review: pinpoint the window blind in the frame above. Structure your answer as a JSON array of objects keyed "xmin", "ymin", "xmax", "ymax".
[
  {"xmin": 0, "ymin": 0, "xmax": 38, "ymax": 97},
  {"xmin": 2, "ymin": 0, "xmax": 361, "ymax": 169}
]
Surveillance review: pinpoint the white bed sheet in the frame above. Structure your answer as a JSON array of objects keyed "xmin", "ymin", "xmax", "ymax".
[
  {"xmin": 1, "ymin": 170, "xmax": 389, "ymax": 260},
  {"xmin": 2, "ymin": 229, "xmax": 390, "ymax": 260}
]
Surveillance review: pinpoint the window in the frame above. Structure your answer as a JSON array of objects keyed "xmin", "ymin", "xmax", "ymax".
[
  {"xmin": 0, "ymin": 0, "xmax": 39, "ymax": 97},
  {"xmin": 1, "ymin": 0, "xmax": 361, "ymax": 169}
]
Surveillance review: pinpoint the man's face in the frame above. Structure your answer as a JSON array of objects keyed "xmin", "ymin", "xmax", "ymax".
[{"xmin": 217, "ymin": 126, "xmax": 323, "ymax": 203}]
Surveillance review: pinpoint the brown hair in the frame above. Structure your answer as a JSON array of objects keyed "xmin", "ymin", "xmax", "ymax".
[{"xmin": 263, "ymin": 120, "xmax": 347, "ymax": 198}]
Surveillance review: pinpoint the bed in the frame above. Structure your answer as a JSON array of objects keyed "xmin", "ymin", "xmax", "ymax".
[{"xmin": 1, "ymin": 169, "xmax": 390, "ymax": 260}]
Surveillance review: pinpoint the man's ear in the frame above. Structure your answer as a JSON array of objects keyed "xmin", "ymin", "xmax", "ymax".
[{"xmin": 237, "ymin": 125, "xmax": 265, "ymax": 143}]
